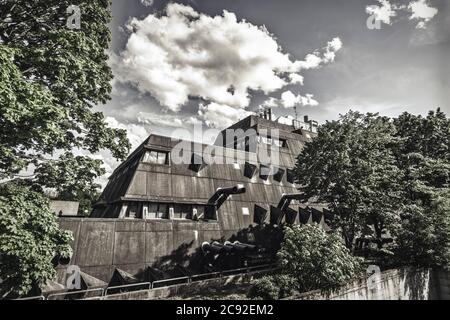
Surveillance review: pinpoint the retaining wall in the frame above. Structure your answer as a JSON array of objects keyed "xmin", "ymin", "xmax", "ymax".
[{"xmin": 289, "ymin": 268, "xmax": 450, "ymax": 300}]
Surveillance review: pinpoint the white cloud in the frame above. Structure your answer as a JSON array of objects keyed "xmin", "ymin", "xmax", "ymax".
[
  {"xmin": 261, "ymin": 97, "xmax": 280, "ymax": 108},
  {"xmin": 137, "ymin": 112, "xmax": 185, "ymax": 128},
  {"xmin": 408, "ymin": 0, "xmax": 438, "ymax": 29},
  {"xmin": 289, "ymin": 73, "xmax": 304, "ymax": 85},
  {"xmin": 116, "ymin": 3, "xmax": 300, "ymax": 112},
  {"xmin": 294, "ymin": 37, "xmax": 343, "ymax": 70},
  {"xmin": 366, "ymin": 0, "xmax": 438, "ymax": 29},
  {"xmin": 114, "ymin": 3, "xmax": 342, "ymax": 114},
  {"xmin": 140, "ymin": 0, "xmax": 154, "ymax": 7},
  {"xmin": 366, "ymin": 0, "xmax": 398, "ymax": 25},
  {"xmin": 198, "ymin": 102, "xmax": 253, "ymax": 128},
  {"xmin": 105, "ymin": 116, "xmax": 150, "ymax": 150},
  {"xmin": 280, "ymin": 90, "xmax": 319, "ymax": 108}
]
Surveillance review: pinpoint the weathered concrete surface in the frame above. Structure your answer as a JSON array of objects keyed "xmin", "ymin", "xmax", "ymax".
[
  {"xmin": 57, "ymin": 218, "xmax": 221, "ymax": 284},
  {"xmin": 288, "ymin": 268, "xmax": 450, "ymax": 300}
]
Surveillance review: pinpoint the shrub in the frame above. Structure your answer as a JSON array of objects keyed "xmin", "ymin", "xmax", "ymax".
[
  {"xmin": 278, "ymin": 224, "xmax": 364, "ymax": 292},
  {"xmin": 248, "ymin": 276, "xmax": 280, "ymax": 300}
]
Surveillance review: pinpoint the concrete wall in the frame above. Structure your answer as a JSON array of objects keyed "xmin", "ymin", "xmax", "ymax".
[
  {"xmin": 289, "ymin": 268, "xmax": 450, "ymax": 300},
  {"xmin": 57, "ymin": 217, "xmax": 222, "ymax": 283}
]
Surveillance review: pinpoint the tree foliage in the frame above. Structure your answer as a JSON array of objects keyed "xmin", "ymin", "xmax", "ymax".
[
  {"xmin": 294, "ymin": 109, "xmax": 450, "ymax": 269},
  {"xmin": 278, "ymin": 225, "xmax": 363, "ymax": 292},
  {"xmin": 249, "ymin": 225, "xmax": 363, "ymax": 299},
  {"xmin": 0, "ymin": 0, "xmax": 130, "ymax": 194},
  {"xmin": 295, "ymin": 111, "xmax": 403, "ymax": 249},
  {"xmin": 0, "ymin": 0, "xmax": 130, "ymax": 296},
  {"xmin": 0, "ymin": 182, "xmax": 73, "ymax": 297},
  {"xmin": 392, "ymin": 110, "xmax": 450, "ymax": 268}
]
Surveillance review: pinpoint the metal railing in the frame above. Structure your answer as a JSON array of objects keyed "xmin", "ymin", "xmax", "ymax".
[
  {"xmin": 15, "ymin": 263, "xmax": 277, "ymax": 300},
  {"xmin": 151, "ymin": 276, "xmax": 190, "ymax": 289},
  {"xmin": 15, "ymin": 295, "xmax": 45, "ymax": 300},
  {"xmin": 104, "ymin": 282, "xmax": 151, "ymax": 296},
  {"xmin": 47, "ymin": 287, "xmax": 104, "ymax": 300}
]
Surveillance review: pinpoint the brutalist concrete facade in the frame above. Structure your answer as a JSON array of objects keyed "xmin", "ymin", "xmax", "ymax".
[{"xmin": 57, "ymin": 114, "xmax": 327, "ymax": 283}]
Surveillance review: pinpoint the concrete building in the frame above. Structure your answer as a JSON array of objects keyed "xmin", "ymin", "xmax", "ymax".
[{"xmin": 57, "ymin": 113, "xmax": 330, "ymax": 284}]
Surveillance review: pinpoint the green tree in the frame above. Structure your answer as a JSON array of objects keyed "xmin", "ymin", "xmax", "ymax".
[
  {"xmin": 0, "ymin": 0, "xmax": 130, "ymax": 296},
  {"xmin": 0, "ymin": 182, "xmax": 73, "ymax": 297},
  {"xmin": 392, "ymin": 109, "xmax": 450, "ymax": 268},
  {"xmin": 0, "ymin": 0, "xmax": 130, "ymax": 191},
  {"xmin": 395, "ymin": 189, "xmax": 450, "ymax": 268},
  {"xmin": 249, "ymin": 225, "xmax": 363, "ymax": 299},
  {"xmin": 295, "ymin": 111, "xmax": 403, "ymax": 249},
  {"xmin": 278, "ymin": 225, "xmax": 363, "ymax": 293}
]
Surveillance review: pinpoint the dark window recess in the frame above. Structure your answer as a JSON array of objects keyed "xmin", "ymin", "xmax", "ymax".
[
  {"xmin": 173, "ymin": 204, "xmax": 192, "ymax": 219},
  {"xmin": 204, "ymin": 204, "xmax": 217, "ymax": 220},
  {"xmin": 244, "ymin": 162, "xmax": 257, "ymax": 178},
  {"xmin": 253, "ymin": 205, "xmax": 268, "ymax": 224},
  {"xmin": 273, "ymin": 167, "xmax": 285, "ymax": 182},
  {"xmin": 189, "ymin": 153, "xmax": 205, "ymax": 172},
  {"xmin": 145, "ymin": 203, "xmax": 168, "ymax": 219},
  {"xmin": 269, "ymin": 206, "xmax": 282, "ymax": 225},
  {"xmin": 126, "ymin": 203, "xmax": 139, "ymax": 218},
  {"xmin": 299, "ymin": 207, "xmax": 311, "ymax": 224},
  {"xmin": 284, "ymin": 207, "xmax": 297, "ymax": 225},
  {"xmin": 286, "ymin": 169, "xmax": 296, "ymax": 184},
  {"xmin": 311, "ymin": 207, "xmax": 323, "ymax": 223},
  {"xmin": 259, "ymin": 165, "xmax": 271, "ymax": 180}
]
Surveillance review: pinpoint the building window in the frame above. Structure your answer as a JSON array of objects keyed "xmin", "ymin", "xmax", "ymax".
[
  {"xmin": 258, "ymin": 136, "xmax": 287, "ymax": 148},
  {"xmin": 158, "ymin": 203, "xmax": 168, "ymax": 219},
  {"xmin": 142, "ymin": 150, "xmax": 169, "ymax": 165},
  {"xmin": 126, "ymin": 203, "xmax": 138, "ymax": 219},
  {"xmin": 144, "ymin": 203, "xmax": 168, "ymax": 219},
  {"xmin": 193, "ymin": 205, "xmax": 205, "ymax": 219},
  {"xmin": 173, "ymin": 204, "xmax": 192, "ymax": 219}
]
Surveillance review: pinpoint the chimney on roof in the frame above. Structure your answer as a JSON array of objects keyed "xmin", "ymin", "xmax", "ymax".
[
  {"xmin": 268, "ymin": 108, "xmax": 272, "ymax": 121},
  {"xmin": 263, "ymin": 110, "xmax": 267, "ymax": 119},
  {"xmin": 304, "ymin": 115, "xmax": 309, "ymax": 123}
]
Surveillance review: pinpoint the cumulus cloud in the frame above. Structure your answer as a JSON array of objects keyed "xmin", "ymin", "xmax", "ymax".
[
  {"xmin": 261, "ymin": 97, "xmax": 280, "ymax": 108},
  {"xmin": 140, "ymin": 0, "xmax": 154, "ymax": 7},
  {"xmin": 366, "ymin": 0, "xmax": 398, "ymax": 25},
  {"xmin": 289, "ymin": 73, "xmax": 304, "ymax": 85},
  {"xmin": 294, "ymin": 37, "xmax": 343, "ymax": 70},
  {"xmin": 366, "ymin": 0, "xmax": 438, "ymax": 29},
  {"xmin": 136, "ymin": 112, "xmax": 202, "ymax": 128},
  {"xmin": 408, "ymin": 0, "xmax": 438, "ymax": 29},
  {"xmin": 105, "ymin": 116, "xmax": 150, "ymax": 150},
  {"xmin": 198, "ymin": 103, "xmax": 253, "ymax": 128},
  {"xmin": 114, "ymin": 3, "xmax": 342, "ymax": 115},
  {"xmin": 116, "ymin": 3, "xmax": 296, "ymax": 111},
  {"xmin": 280, "ymin": 90, "xmax": 319, "ymax": 108}
]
